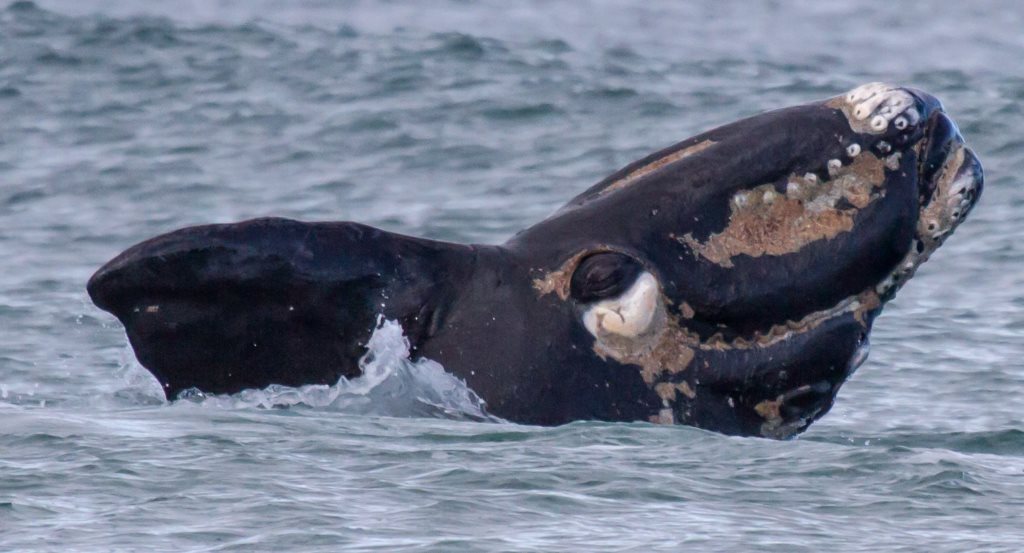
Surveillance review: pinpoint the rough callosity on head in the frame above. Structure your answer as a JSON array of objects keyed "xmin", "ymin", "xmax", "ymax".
[
  {"xmin": 572, "ymin": 272, "xmax": 696, "ymax": 385},
  {"xmin": 677, "ymin": 153, "xmax": 887, "ymax": 268},
  {"xmin": 919, "ymin": 146, "xmax": 972, "ymax": 247},
  {"xmin": 591, "ymin": 317, "xmax": 696, "ymax": 386},
  {"xmin": 827, "ymin": 82, "xmax": 919, "ymax": 135}
]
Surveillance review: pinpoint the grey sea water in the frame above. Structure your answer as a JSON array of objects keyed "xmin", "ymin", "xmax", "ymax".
[{"xmin": 2, "ymin": 1, "xmax": 1023, "ymax": 551}]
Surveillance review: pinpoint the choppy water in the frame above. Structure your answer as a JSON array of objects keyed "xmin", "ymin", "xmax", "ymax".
[{"xmin": 2, "ymin": 1, "xmax": 1024, "ymax": 550}]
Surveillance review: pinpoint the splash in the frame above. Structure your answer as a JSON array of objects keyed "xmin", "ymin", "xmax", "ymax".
[
  {"xmin": 121, "ymin": 319, "xmax": 500, "ymax": 422},
  {"xmin": 112, "ymin": 345, "xmax": 168, "ymax": 406}
]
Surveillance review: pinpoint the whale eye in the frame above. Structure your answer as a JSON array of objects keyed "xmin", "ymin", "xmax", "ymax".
[{"xmin": 570, "ymin": 252, "xmax": 644, "ymax": 303}]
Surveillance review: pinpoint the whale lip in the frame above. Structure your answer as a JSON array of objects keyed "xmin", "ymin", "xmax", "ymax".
[
  {"xmin": 686, "ymin": 307, "xmax": 872, "ymax": 439},
  {"xmin": 872, "ymin": 106, "xmax": 983, "ymax": 301},
  {"xmin": 908, "ymin": 88, "xmax": 984, "ymax": 216}
]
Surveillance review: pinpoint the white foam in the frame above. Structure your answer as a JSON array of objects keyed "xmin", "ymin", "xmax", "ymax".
[{"xmin": 114, "ymin": 344, "xmax": 168, "ymax": 404}]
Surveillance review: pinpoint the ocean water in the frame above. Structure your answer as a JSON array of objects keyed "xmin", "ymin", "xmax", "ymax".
[{"xmin": 2, "ymin": 0, "xmax": 1024, "ymax": 550}]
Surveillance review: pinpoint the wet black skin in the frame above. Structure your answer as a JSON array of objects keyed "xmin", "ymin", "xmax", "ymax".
[{"xmin": 88, "ymin": 88, "xmax": 983, "ymax": 437}]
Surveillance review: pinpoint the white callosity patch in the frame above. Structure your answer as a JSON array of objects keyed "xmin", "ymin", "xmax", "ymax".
[
  {"xmin": 885, "ymin": 152, "xmax": 902, "ymax": 171},
  {"xmin": 838, "ymin": 82, "xmax": 919, "ymax": 135},
  {"xmin": 827, "ymin": 158, "xmax": 842, "ymax": 176},
  {"xmin": 583, "ymin": 272, "xmax": 660, "ymax": 339},
  {"xmin": 680, "ymin": 152, "xmax": 885, "ymax": 270}
]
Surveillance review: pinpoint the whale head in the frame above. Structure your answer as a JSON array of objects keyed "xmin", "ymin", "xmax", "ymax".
[{"xmin": 88, "ymin": 83, "xmax": 982, "ymax": 438}]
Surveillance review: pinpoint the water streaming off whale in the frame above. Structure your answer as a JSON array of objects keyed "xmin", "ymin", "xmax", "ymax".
[{"xmin": 116, "ymin": 320, "xmax": 498, "ymax": 421}]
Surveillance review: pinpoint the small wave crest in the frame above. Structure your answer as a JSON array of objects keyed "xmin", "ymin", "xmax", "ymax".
[{"xmin": 116, "ymin": 319, "xmax": 500, "ymax": 422}]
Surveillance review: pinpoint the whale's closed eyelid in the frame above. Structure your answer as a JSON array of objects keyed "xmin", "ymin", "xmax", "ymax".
[{"xmin": 569, "ymin": 251, "xmax": 644, "ymax": 303}]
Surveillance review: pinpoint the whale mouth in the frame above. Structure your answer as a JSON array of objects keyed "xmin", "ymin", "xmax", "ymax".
[
  {"xmin": 759, "ymin": 116, "xmax": 982, "ymax": 438},
  {"xmin": 786, "ymin": 179, "xmax": 978, "ymax": 438},
  {"xmin": 678, "ymin": 102, "xmax": 983, "ymax": 439},
  {"xmin": 684, "ymin": 303, "xmax": 872, "ymax": 438}
]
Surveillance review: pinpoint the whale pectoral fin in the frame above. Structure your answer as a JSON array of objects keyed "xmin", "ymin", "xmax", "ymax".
[{"xmin": 87, "ymin": 217, "xmax": 473, "ymax": 398}]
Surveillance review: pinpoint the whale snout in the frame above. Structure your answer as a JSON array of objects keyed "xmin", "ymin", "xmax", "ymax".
[{"xmin": 919, "ymin": 108, "xmax": 983, "ymax": 221}]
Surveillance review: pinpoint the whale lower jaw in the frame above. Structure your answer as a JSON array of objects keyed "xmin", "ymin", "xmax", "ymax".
[{"xmin": 701, "ymin": 295, "xmax": 878, "ymax": 439}]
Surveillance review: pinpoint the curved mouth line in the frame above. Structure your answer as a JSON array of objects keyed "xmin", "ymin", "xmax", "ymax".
[
  {"xmin": 688, "ymin": 125, "xmax": 981, "ymax": 352},
  {"xmin": 685, "ymin": 292, "xmax": 875, "ymax": 352}
]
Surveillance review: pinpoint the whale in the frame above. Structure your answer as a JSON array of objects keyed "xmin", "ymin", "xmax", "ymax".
[{"xmin": 87, "ymin": 83, "xmax": 983, "ymax": 438}]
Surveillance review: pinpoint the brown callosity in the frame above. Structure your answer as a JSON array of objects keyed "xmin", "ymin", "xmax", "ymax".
[{"xmin": 677, "ymin": 153, "xmax": 887, "ymax": 268}]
